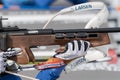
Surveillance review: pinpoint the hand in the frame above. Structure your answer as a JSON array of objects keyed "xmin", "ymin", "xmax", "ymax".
[
  {"xmin": 55, "ymin": 40, "xmax": 90, "ymax": 60},
  {"xmin": 0, "ymin": 53, "xmax": 7, "ymax": 74},
  {"xmin": 0, "ymin": 48, "xmax": 22, "ymax": 74}
]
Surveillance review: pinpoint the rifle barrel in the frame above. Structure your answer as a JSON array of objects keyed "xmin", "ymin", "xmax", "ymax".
[
  {"xmin": 1, "ymin": 27, "xmax": 120, "ymax": 35},
  {"xmin": 54, "ymin": 28, "xmax": 120, "ymax": 33}
]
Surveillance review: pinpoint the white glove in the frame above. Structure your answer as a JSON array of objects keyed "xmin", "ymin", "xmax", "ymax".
[
  {"xmin": 55, "ymin": 40, "xmax": 90, "ymax": 60},
  {"xmin": 0, "ymin": 48, "xmax": 22, "ymax": 74},
  {"xmin": 0, "ymin": 53, "xmax": 7, "ymax": 74},
  {"xmin": 3, "ymin": 48, "xmax": 22, "ymax": 57}
]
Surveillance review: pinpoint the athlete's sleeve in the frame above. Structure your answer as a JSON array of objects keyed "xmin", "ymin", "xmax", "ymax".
[
  {"xmin": 36, "ymin": 65, "xmax": 66, "ymax": 80},
  {"xmin": 0, "ymin": 73, "xmax": 22, "ymax": 80}
]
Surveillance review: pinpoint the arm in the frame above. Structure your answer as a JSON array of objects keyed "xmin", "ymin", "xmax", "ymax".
[{"xmin": 35, "ymin": 40, "xmax": 90, "ymax": 80}]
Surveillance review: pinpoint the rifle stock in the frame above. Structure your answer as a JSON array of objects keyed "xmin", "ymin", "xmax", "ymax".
[{"xmin": 7, "ymin": 33, "xmax": 110, "ymax": 64}]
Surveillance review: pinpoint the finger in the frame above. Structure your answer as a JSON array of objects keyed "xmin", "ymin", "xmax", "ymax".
[
  {"xmin": 12, "ymin": 48, "xmax": 22, "ymax": 53},
  {"xmin": 79, "ymin": 40, "xmax": 84, "ymax": 52},
  {"xmin": 73, "ymin": 40, "xmax": 79, "ymax": 52},
  {"xmin": 84, "ymin": 41, "xmax": 90, "ymax": 51},
  {"xmin": 67, "ymin": 42, "xmax": 73, "ymax": 52},
  {"xmin": 77, "ymin": 40, "xmax": 82, "ymax": 50}
]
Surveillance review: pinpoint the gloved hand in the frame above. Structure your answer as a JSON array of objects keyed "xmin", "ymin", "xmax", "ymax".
[
  {"xmin": 55, "ymin": 40, "xmax": 90, "ymax": 60},
  {"xmin": 0, "ymin": 48, "xmax": 22, "ymax": 74},
  {"xmin": 0, "ymin": 53, "xmax": 7, "ymax": 74},
  {"xmin": 4, "ymin": 48, "xmax": 22, "ymax": 57}
]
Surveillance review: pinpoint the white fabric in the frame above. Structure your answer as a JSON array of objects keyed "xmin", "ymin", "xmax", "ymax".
[
  {"xmin": 7, "ymin": 48, "xmax": 22, "ymax": 56},
  {"xmin": 56, "ymin": 40, "xmax": 90, "ymax": 60},
  {"xmin": 0, "ymin": 48, "xmax": 22, "ymax": 74},
  {"xmin": 85, "ymin": 48, "xmax": 106, "ymax": 61},
  {"xmin": 0, "ymin": 52, "xmax": 6, "ymax": 74}
]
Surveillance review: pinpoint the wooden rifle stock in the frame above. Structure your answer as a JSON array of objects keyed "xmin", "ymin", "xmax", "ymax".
[{"xmin": 7, "ymin": 33, "xmax": 110, "ymax": 64}]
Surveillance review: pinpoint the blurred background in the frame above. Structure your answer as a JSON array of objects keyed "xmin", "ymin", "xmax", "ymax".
[{"xmin": 0, "ymin": 0, "xmax": 120, "ymax": 80}]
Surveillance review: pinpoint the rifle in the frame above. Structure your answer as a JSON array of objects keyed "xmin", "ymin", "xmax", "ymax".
[
  {"xmin": 0, "ymin": 2, "xmax": 118, "ymax": 64},
  {"xmin": 0, "ymin": 18, "xmax": 111, "ymax": 64}
]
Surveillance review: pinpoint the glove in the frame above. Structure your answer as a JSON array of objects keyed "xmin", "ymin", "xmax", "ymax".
[
  {"xmin": 55, "ymin": 40, "xmax": 90, "ymax": 60},
  {"xmin": 0, "ymin": 48, "xmax": 22, "ymax": 74},
  {"xmin": 3, "ymin": 48, "xmax": 22, "ymax": 57},
  {"xmin": 0, "ymin": 53, "xmax": 7, "ymax": 74}
]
